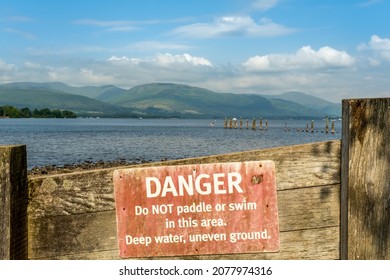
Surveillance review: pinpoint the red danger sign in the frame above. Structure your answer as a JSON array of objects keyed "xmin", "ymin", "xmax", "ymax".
[{"xmin": 113, "ymin": 160, "xmax": 279, "ymax": 258}]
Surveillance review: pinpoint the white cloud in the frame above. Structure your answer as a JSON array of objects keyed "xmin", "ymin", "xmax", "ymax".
[
  {"xmin": 129, "ymin": 41, "xmax": 191, "ymax": 52},
  {"xmin": 369, "ymin": 35, "xmax": 390, "ymax": 61},
  {"xmin": 2, "ymin": 16, "xmax": 33, "ymax": 22},
  {"xmin": 358, "ymin": 35, "xmax": 390, "ymax": 65},
  {"xmin": 107, "ymin": 56, "xmax": 140, "ymax": 64},
  {"xmin": 0, "ymin": 52, "xmax": 215, "ymax": 87},
  {"xmin": 172, "ymin": 16, "xmax": 295, "ymax": 38},
  {"xmin": 154, "ymin": 53, "xmax": 213, "ymax": 67},
  {"xmin": 3, "ymin": 28, "xmax": 36, "ymax": 40},
  {"xmin": 251, "ymin": 0, "xmax": 279, "ymax": 11},
  {"xmin": 0, "ymin": 58, "xmax": 17, "ymax": 72},
  {"xmin": 23, "ymin": 61, "xmax": 41, "ymax": 69},
  {"xmin": 367, "ymin": 57, "xmax": 381, "ymax": 66},
  {"xmin": 357, "ymin": 0, "xmax": 382, "ymax": 7},
  {"xmin": 72, "ymin": 19, "xmax": 140, "ymax": 32},
  {"xmin": 78, "ymin": 68, "xmax": 115, "ymax": 84},
  {"xmin": 101, "ymin": 53, "xmax": 214, "ymax": 87},
  {"xmin": 107, "ymin": 53, "xmax": 212, "ymax": 67},
  {"xmin": 73, "ymin": 19, "xmax": 135, "ymax": 27},
  {"xmin": 243, "ymin": 46, "xmax": 355, "ymax": 72},
  {"xmin": 72, "ymin": 18, "xmax": 171, "ymax": 33},
  {"xmin": 105, "ymin": 26, "xmax": 138, "ymax": 32},
  {"xmin": 369, "ymin": 35, "xmax": 390, "ymax": 51}
]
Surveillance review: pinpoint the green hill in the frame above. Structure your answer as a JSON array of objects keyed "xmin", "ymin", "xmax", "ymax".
[
  {"xmin": 268, "ymin": 91, "xmax": 341, "ymax": 117},
  {"xmin": 107, "ymin": 83, "xmax": 330, "ymax": 118},
  {"xmin": 0, "ymin": 82, "xmax": 127, "ymax": 101},
  {"xmin": 0, "ymin": 87, "xmax": 134, "ymax": 117},
  {"xmin": 0, "ymin": 82, "xmax": 340, "ymax": 118}
]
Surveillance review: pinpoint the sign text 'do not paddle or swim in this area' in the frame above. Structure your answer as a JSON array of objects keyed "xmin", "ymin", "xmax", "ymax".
[{"xmin": 113, "ymin": 160, "xmax": 279, "ymax": 258}]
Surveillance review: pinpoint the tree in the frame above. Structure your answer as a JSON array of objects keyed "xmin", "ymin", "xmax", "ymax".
[
  {"xmin": 2, "ymin": 106, "xmax": 21, "ymax": 118},
  {"xmin": 62, "ymin": 110, "xmax": 77, "ymax": 118},
  {"xmin": 20, "ymin": 107, "xmax": 32, "ymax": 118},
  {"xmin": 0, "ymin": 105, "xmax": 77, "ymax": 118}
]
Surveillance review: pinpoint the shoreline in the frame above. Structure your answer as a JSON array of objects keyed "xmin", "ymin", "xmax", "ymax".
[{"xmin": 27, "ymin": 158, "xmax": 157, "ymax": 177}]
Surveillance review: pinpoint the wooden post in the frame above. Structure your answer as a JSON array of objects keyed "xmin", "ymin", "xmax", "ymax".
[
  {"xmin": 252, "ymin": 118, "xmax": 256, "ymax": 130},
  {"xmin": 0, "ymin": 145, "xmax": 28, "ymax": 259},
  {"xmin": 341, "ymin": 98, "xmax": 390, "ymax": 259},
  {"xmin": 325, "ymin": 118, "xmax": 329, "ymax": 133},
  {"xmin": 259, "ymin": 117, "xmax": 263, "ymax": 130},
  {"xmin": 311, "ymin": 120, "xmax": 314, "ymax": 133},
  {"xmin": 331, "ymin": 120, "xmax": 335, "ymax": 134}
]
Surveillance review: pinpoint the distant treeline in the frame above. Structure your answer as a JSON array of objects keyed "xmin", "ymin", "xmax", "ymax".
[{"xmin": 0, "ymin": 105, "xmax": 77, "ymax": 118}]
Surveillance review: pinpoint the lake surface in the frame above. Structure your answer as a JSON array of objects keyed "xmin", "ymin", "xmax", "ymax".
[{"xmin": 0, "ymin": 118, "xmax": 341, "ymax": 169}]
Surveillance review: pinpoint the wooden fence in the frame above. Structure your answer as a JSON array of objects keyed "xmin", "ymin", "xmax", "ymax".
[{"xmin": 1, "ymin": 98, "xmax": 388, "ymax": 260}]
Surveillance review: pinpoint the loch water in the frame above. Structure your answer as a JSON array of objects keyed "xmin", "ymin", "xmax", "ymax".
[{"xmin": 0, "ymin": 118, "xmax": 341, "ymax": 169}]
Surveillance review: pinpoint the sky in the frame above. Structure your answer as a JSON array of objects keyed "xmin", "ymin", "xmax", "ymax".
[{"xmin": 1, "ymin": 0, "xmax": 390, "ymax": 103}]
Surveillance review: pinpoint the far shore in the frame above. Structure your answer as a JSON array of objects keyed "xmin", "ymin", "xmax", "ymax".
[{"xmin": 27, "ymin": 158, "xmax": 157, "ymax": 177}]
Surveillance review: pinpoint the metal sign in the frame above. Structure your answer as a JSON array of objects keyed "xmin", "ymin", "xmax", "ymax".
[{"xmin": 113, "ymin": 160, "xmax": 279, "ymax": 258}]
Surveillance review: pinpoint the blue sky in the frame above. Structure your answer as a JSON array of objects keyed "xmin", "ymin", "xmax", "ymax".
[{"xmin": 1, "ymin": 0, "xmax": 389, "ymax": 102}]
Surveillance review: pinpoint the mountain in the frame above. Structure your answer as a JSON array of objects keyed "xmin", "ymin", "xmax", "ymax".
[
  {"xmin": 0, "ymin": 82, "xmax": 339, "ymax": 118},
  {"xmin": 0, "ymin": 85, "xmax": 135, "ymax": 117},
  {"xmin": 105, "ymin": 83, "xmax": 334, "ymax": 118},
  {"xmin": 266, "ymin": 91, "xmax": 341, "ymax": 117},
  {"xmin": 0, "ymin": 82, "xmax": 128, "ymax": 101}
]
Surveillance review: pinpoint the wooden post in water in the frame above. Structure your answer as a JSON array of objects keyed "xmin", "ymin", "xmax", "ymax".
[
  {"xmin": 311, "ymin": 120, "xmax": 314, "ymax": 133},
  {"xmin": 331, "ymin": 120, "xmax": 335, "ymax": 134},
  {"xmin": 265, "ymin": 119, "xmax": 268, "ymax": 130},
  {"xmin": 252, "ymin": 118, "xmax": 256, "ymax": 130},
  {"xmin": 0, "ymin": 145, "xmax": 28, "ymax": 259},
  {"xmin": 341, "ymin": 98, "xmax": 390, "ymax": 259},
  {"xmin": 325, "ymin": 118, "xmax": 328, "ymax": 133},
  {"xmin": 239, "ymin": 117, "xmax": 243, "ymax": 129},
  {"xmin": 259, "ymin": 117, "xmax": 263, "ymax": 130}
]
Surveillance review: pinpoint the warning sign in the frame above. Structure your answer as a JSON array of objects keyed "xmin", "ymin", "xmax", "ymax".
[{"xmin": 113, "ymin": 160, "xmax": 279, "ymax": 258}]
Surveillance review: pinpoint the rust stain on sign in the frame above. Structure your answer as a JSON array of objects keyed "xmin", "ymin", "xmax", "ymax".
[{"xmin": 113, "ymin": 160, "xmax": 279, "ymax": 258}]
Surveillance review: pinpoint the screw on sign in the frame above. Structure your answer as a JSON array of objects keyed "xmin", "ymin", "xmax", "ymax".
[{"xmin": 113, "ymin": 160, "xmax": 280, "ymax": 258}]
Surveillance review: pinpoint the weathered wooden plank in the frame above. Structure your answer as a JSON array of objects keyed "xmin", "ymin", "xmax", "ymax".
[
  {"xmin": 28, "ymin": 140, "xmax": 340, "ymax": 218},
  {"xmin": 28, "ymin": 210, "xmax": 117, "ymax": 259},
  {"xmin": 28, "ymin": 172, "xmax": 115, "ymax": 218},
  {"xmin": 45, "ymin": 227, "xmax": 340, "ymax": 260},
  {"xmin": 0, "ymin": 145, "xmax": 28, "ymax": 260},
  {"xmin": 277, "ymin": 184, "xmax": 340, "ymax": 231},
  {"xmin": 341, "ymin": 98, "xmax": 390, "ymax": 260},
  {"xmin": 28, "ymin": 184, "xmax": 339, "ymax": 259}
]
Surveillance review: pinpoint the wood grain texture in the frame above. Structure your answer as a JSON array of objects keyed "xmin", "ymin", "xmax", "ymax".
[
  {"xmin": 38, "ymin": 227, "xmax": 340, "ymax": 260},
  {"xmin": 0, "ymin": 145, "xmax": 28, "ymax": 260},
  {"xmin": 341, "ymin": 98, "xmax": 390, "ymax": 259},
  {"xmin": 28, "ymin": 184, "xmax": 340, "ymax": 259},
  {"xmin": 28, "ymin": 171, "xmax": 115, "ymax": 218}
]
